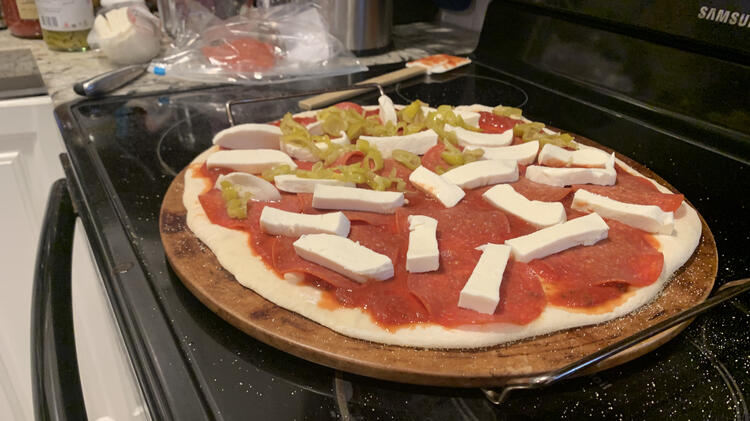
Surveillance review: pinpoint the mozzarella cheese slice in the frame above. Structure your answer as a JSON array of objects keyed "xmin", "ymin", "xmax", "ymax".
[
  {"xmin": 455, "ymin": 110, "xmax": 480, "ymax": 127},
  {"xmin": 444, "ymin": 124, "xmax": 513, "ymax": 147},
  {"xmin": 359, "ymin": 129, "xmax": 438, "ymax": 159},
  {"xmin": 215, "ymin": 172, "xmax": 281, "ymax": 202},
  {"xmin": 409, "ymin": 166, "xmax": 465, "ymax": 208},
  {"xmin": 293, "ymin": 233, "xmax": 394, "ymax": 283},
  {"xmin": 465, "ymin": 141, "xmax": 539, "ymax": 165},
  {"xmin": 406, "ymin": 215, "xmax": 439, "ymax": 273},
  {"xmin": 212, "ymin": 124, "xmax": 282, "ymax": 150},
  {"xmin": 505, "ymin": 213, "xmax": 609, "ymax": 263},
  {"xmin": 306, "ymin": 120, "xmax": 323, "ymax": 135},
  {"xmin": 206, "ymin": 149, "xmax": 297, "ymax": 173},
  {"xmin": 312, "ymin": 184, "xmax": 405, "ymax": 214},
  {"xmin": 525, "ymin": 152, "xmax": 616, "ymax": 187},
  {"xmin": 454, "ymin": 104, "xmax": 494, "ymax": 113},
  {"xmin": 538, "ymin": 143, "xmax": 611, "ymax": 168},
  {"xmin": 378, "ymin": 95, "xmax": 398, "ymax": 125},
  {"xmin": 279, "ymin": 131, "xmax": 350, "ymax": 162},
  {"xmin": 274, "ymin": 174, "xmax": 355, "ymax": 193},
  {"xmin": 483, "ymin": 184, "xmax": 566, "ymax": 228},
  {"xmin": 441, "ymin": 159, "xmax": 519, "ymax": 189},
  {"xmin": 260, "ymin": 207, "xmax": 350, "ymax": 237},
  {"xmin": 457, "ymin": 244, "xmax": 511, "ymax": 314},
  {"xmin": 572, "ymin": 189, "xmax": 675, "ymax": 234}
]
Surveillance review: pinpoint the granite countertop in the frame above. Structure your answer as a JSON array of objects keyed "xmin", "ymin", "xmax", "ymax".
[{"xmin": 0, "ymin": 22, "xmax": 478, "ymax": 106}]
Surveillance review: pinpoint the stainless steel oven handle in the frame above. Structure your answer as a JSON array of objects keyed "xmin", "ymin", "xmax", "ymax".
[{"xmin": 31, "ymin": 179, "xmax": 87, "ymax": 421}]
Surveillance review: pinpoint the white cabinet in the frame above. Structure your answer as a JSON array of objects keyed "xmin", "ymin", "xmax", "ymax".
[
  {"xmin": 0, "ymin": 96, "xmax": 147, "ymax": 421},
  {"xmin": 0, "ymin": 96, "xmax": 64, "ymax": 421}
]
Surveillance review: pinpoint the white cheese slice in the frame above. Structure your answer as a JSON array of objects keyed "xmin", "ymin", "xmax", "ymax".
[
  {"xmin": 505, "ymin": 213, "xmax": 609, "ymax": 263},
  {"xmin": 359, "ymin": 129, "xmax": 438, "ymax": 159},
  {"xmin": 454, "ymin": 104, "xmax": 494, "ymax": 113},
  {"xmin": 465, "ymin": 141, "xmax": 540, "ymax": 165},
  {"xmin": 212, "ymin": 124, "xmax": 282, "ymax": 150},
  {"xmin": 378, "ymin": 95, "xmax": 398, "ymax": 125},
  {"xmin": 455, "ymin": 110, "xmax": 480, "ymax": 127},
  {"xmin": 406, "ymin": 215, "xmax": 439, "ymax": 273},
  {"xmin": 206, "ymin": 149, "xmax": 297, "ymax": 173},
  {"xmin": 441, "ymin": 159, "xmax": 519, "ymax": 189},
  {"xmin": 279, "ymin": 131, "xmax": 350, "ymax": 162},
  {"xmin": 274, "ymin": 174, "xmax": 355, "ymax": 193},
  {"xmin": 538, "ymin": 143, "xmax": 611, "ymax": 168},
  {"xmin": 444, "ymin": 124, "xmax": 513, "ymax": 147},
  {"xmin": 293, "ymin": 233, "xmax": 394, "ymax": 282},
  {"xmin": 306, "ymin": 120, "xmax": 323, "ymax": 135},
  {"xmin": 260, "ymin": 207, "xmax": 350, "ymax": 237},
  {"xmin": 525, "ymin": 152, "xmax": 616, "ymax": 187},
  {"xmin": 409, "ymin": 166, "xmax": 465, "ymax": 208},
  {"xmin": 457, "ymin": 244, "xmax": 511, "ymax": 314},
  {"xmin": 483, "ymin": 184, "xmax": 566, "ymax": 228},
  {"xmin": 312, "ymin": 184, "xmax": 405, "ymax": 214},
  {"xmin": 572, "ymin": 189, "xmax": 675, "ymax": 234},
  {"xmin": 215, "ymin": 172, "xmax": 281, "ymax": 202}
]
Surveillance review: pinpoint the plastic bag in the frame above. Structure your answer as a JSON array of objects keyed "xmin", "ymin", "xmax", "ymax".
[
  {"xmin": 87, "ymin": 3, "xmax": 162, "ymax": 65},
  {"xmin": 149, "ymin": 2, "xmax": 367, "ymax": 84}
]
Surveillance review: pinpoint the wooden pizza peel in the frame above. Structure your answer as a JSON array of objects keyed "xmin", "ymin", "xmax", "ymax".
[{"xmin": 159, "ymin": 139, "xmax": 718, "ymax": 388}]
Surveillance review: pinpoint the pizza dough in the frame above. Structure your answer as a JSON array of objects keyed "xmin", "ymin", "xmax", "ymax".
[{"xmin": 180, "ymin": 106, "xmax": 702, "ymax": 349}]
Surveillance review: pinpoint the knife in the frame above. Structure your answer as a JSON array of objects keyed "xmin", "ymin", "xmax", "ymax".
[
  {"xmin": 297, "ymin": 54, "xmax": 472, "ymax": 110},
  {"xmin": 73, "ymin": 64, "xmax": 147, "ymax": 97}
]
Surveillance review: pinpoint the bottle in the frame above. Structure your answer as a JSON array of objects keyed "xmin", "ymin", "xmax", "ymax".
[
  {"xmin": 35, "ymin": 0, "xmax": 94, "ymax": 51},
  {"xmin": 0, "ymin": 0, "xmax": 42, "ymax": 38}
]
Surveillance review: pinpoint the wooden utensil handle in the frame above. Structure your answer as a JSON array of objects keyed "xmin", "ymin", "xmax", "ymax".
[{"xmin": 298, "ymin": 66, "xmax": 427, "ymax": 110}]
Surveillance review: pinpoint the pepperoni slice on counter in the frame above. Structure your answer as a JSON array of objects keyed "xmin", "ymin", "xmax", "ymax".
[
  {"xmin": 573, "ymin": 167, "xmax": 684, "ymax": 212},
  {"xmin": 201, "ymin": 37, "xmax": 276, "ymax": 72},
  {"xmin": 529, "ymin": 219, "xmax": 664, "ymax": 307}
]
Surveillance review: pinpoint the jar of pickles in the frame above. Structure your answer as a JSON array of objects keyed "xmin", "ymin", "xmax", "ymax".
[{"xmin": 34, "ymin": 0, "xmax": 94, "ymax": 51}]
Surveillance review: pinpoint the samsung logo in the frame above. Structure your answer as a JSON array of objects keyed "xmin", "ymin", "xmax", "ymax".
[{"xmin": 698, "ymin": 6, "xmax": 750, "ymax": 27}]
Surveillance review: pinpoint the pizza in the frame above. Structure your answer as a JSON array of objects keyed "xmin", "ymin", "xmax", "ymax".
[{"xmin": 177, "ymin": 97, "xmax": 702, "ymax": 350}]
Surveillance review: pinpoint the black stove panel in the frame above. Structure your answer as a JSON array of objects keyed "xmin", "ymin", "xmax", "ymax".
[{"xmin": 59, "ymin": 64, "xmax": 750, "ymax": 419}]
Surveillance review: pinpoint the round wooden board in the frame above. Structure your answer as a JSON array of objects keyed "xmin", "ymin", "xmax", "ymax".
[{"xmin": 160, "ymin": 143, "xmax": 717, "ymax": 388}]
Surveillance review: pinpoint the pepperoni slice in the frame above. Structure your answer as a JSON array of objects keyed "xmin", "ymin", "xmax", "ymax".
[
  {"xmin": 201, "ymin": 37, "xmax": 276, "ymax": 72},
  {"xmin": 573, "ymin": 168, "xmax": 683, "ymax": 212},
  {"xmin": 334, "ymin": 102, "xmax": 364, "ymax": 114},
  {"xmin": 510, "ymin": 177, "xmax": 572, "ymax": 202},
  {"xmin": 271, "ymin": 237, "xmax": 362, "ymax": 290},
  {"xmin": 408, "ymin": 260, "xmax": 546, "ymax": 326},
  {"xmin": 420, "ymin": 143, "xmax": 447, "ymax": 172},
  {"xmin": 478, "ymin": 112, "xmax": 523, "ymax": 133},
  {"xmin": 529, "ymin": 219, "xmax": 664, "ymax": 307}
]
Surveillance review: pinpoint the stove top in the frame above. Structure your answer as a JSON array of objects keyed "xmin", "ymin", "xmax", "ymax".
[{"xmin": 55, "ymin": 2, "xmax": 749, "ymax": 419}]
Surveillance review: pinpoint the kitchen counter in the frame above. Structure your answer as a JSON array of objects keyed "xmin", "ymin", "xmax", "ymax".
[{"xmin": 0, "ymin": 22, "xmax": 479, "ymax": 106}]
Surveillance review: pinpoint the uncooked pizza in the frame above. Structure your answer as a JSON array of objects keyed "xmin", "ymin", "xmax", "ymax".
[{"xmin": 178, "ymin": 97, "xmax": 701, "ymax": 349}]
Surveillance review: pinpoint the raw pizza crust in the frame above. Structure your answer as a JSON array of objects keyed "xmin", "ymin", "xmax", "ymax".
[{"xmin": 182, "ymin": 112, "xmax": 702, "ymax": 349}]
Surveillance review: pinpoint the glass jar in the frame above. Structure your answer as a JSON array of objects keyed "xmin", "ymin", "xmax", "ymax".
[
  {"xmin": 35, "ymin": 0, "xmax": 94, "ymax": 51},
  {"xmin": 0, "ymin": 0, "xmax": 42, "ymax": 38}
]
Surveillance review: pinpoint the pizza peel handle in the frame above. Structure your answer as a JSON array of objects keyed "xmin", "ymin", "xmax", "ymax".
[
  {"xmin": 483, "ymin": 277, "xmax": 750, "ymax": 405},
  {"xmin": 297, "ymin": 54, "xmax": 472, "ymax": 110}
]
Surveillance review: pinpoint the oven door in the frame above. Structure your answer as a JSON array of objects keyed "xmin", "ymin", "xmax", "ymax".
[{"xmin": 32, "ymin": 179, "xmax": 148, "ymax": 421}]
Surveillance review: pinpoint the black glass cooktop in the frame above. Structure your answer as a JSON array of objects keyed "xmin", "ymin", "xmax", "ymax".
[{"xmin": 56, "ymin": 56, "xmax": 750, "ymax": 420}]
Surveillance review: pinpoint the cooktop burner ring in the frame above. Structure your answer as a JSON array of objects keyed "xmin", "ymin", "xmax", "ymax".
[{"xmin": 393, "ymin": 74, "xmax": 529, "ymax": 109}]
